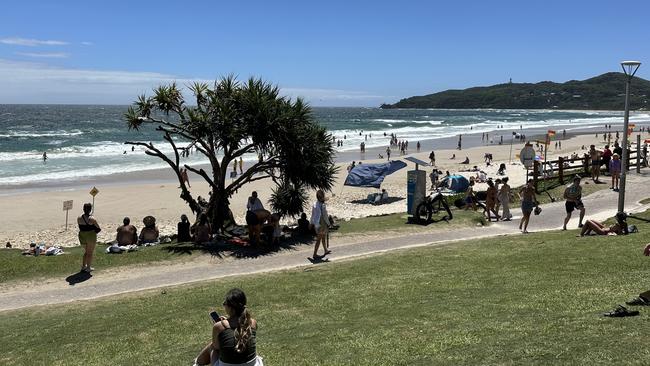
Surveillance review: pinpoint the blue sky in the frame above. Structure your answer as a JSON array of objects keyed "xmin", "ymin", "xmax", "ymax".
[{"xmin": 1, "ymin": 0, "xmax": 649, "ymax": 106}]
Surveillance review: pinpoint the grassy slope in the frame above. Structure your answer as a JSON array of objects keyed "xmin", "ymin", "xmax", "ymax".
[
  {"xmin": 0, "ymin": 210, "xmax": 486, "ymax": 284},
  {"xmin": 2, "ymin": 212, "xmax": 650, "ymax": 365}
]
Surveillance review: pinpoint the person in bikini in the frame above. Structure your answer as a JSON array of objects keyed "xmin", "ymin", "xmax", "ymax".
[
  {"xmin": 519, "ymin": 179, "xmax": 537, "ymax": 233},
  {"xmin": 77, "ymin": 203, "xmax": 100, "ymax": 272}
]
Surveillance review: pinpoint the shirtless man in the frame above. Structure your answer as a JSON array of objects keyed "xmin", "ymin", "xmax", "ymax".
[
  {"xmin": 116, "ymin": 217, "xmax": 138, "ymax": 246},
  {"xmin": 589, "ymin": 145, "xmax": 601, "ymax": 182},
  {"xmin": 563, "ymin": 176, "xmax": 585, "ymax": 230}
]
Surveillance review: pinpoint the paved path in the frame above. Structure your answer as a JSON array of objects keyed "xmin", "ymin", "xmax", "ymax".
[{"xmin": 2, "ymin": 173, "xmax": 649, "ymax": 312}]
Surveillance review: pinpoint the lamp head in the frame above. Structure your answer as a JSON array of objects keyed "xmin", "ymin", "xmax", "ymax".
[{"xmin": 621, "ymin": 61, "xmax": 641, "ymax": 77}]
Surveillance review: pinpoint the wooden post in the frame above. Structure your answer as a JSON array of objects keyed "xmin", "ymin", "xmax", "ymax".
[
  {"xmin": 558, "ymin": 157, "xmax": 564, "ymax": 184},
  {"xmin": 637, "ymin": 134, "xmax": 641, "ymax": 173},
  {"xmin": 533, "ymin": 160, "xmax": 539, "ymax": 193}
]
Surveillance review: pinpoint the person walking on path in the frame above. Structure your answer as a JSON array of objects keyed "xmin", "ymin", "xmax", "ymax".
[
  {"xmin": 497, "ymin": 177, "xmax": 512, "ymax": 221},
  {"xmin": 485, "ymin": 179, "xmax": 500, "ymax": 221},
  {"xmin": 563, "ymin": 176, "xmax": 585, "ymax": 230},
  {"xmin": 310, "ymin": 190, "xmax": 331, "ymax": 260},
  {"xmin": 519, "ymin": 180, "xmax": 537, "ymax": 234},
  {"xmin": 238, "ymin": 157, "xmax": 243, "ymax": 175},
  {"xmin": 77, "ymin": 203, "xmax": 100, "ymax": 273},
  {"xmin": 609, "ymin": 153, "xmax": 621, "ymax": 191}
]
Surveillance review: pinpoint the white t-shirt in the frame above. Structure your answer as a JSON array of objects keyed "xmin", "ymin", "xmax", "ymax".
[{"xmin": 310, "ymin": 201, "xmax": 328, "ymax": 230}]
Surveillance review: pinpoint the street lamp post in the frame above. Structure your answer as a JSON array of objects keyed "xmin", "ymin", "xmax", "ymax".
[{"xmin": 618, "ymin": 60, "xmax": 641, "ymax": 214}]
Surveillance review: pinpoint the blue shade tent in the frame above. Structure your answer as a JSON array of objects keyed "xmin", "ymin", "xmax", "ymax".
[
  {"xmin": 344, "ymin": 161, "xmax": 407, "ymax": 188},
  {"xmin": 440, "ymin": 175, "xmax": 470, "ymax": 193}
]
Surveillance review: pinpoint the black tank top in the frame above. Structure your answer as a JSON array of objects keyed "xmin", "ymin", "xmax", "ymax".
[{"xmin": 217, "ymin": 325, "xmax": 257, "ymax": 364}]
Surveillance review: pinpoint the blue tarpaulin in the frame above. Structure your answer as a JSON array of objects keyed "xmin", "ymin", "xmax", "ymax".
[
  {"xmin": 344, "ymin": 160, "xmax": 407, "ymax": 188},
  {"xmin": 440, "ymin": 175, "xmax": 470, "ymax": 193}
]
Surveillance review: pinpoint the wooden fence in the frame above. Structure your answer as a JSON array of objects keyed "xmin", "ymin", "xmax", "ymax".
[{"xmin": 527, "ymin": 138, "xmax": 647, "ymax": 192}]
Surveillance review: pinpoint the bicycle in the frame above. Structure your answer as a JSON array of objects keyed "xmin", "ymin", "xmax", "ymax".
[{"xmin": 414, "ymin": 192, "xmax": 453, "ymax": 223}]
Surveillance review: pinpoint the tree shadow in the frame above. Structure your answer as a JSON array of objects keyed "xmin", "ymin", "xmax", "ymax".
[
  {"xmin": 66, "ymin": 271, "xmax": 92, "ymax": 286},
  {"xmin": 348, "ymin": 197, "xmax": 405, "ymax": 205},
  {"xmin": 163, "ymin": 234, "xmax": 315, "ymax": 260}
]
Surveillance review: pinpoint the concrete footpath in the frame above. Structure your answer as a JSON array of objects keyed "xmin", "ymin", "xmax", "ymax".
[{"xmin": 1, "ymin": 174, "xmax": 649, "ymax": 312}]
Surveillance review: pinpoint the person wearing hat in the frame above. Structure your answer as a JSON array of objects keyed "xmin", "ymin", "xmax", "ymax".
[
  {"xmin": 563, "ymin": 175, "xmax": 585, "ymax": 230},
  {"xmin": 609, "ymin": 153, "xmax": 621, "ymax": 191}
]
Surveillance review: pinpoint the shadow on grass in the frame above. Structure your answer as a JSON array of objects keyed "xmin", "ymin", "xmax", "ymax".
[
  {"xmin": 66, "ymin": 271, "xmax": 92, "ymax": 285},
  {"xmin": 163, "ymin": 234, "xmax": 315, "ymax": 260},
  {"xmin": 348, "ymin": 197, "xmax": 405, "ymax": 205}
]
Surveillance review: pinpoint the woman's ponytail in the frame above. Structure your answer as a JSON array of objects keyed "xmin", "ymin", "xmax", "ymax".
[{"xmin": 234, "ymin": 307, "xmax": 253, "ymax": 353}]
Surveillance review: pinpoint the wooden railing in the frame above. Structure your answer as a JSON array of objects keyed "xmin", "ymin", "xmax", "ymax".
[{"xmin": 527, "ymin": 139, "xmax": 647, "ymax": 192}]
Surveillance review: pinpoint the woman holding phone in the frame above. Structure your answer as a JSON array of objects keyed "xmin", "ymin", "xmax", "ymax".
[{"xmin": 194, "ymin": 288, "xmax": 263, "ymax": 366}]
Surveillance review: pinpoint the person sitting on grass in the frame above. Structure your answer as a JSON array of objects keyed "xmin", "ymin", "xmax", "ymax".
[
  {"xmin": 578, "ymin": 212, "xmax": 628, "ymax": 237},
  {"xmin": 194, "ymin": 213, "xmax": 212, "ymax": 245},
  {"xmin": 116, "ymin": 217, "xmax": 138, "ymax": 246},
  {"xmin": 194, "ymin": 288, "xmax": 263, "ymax": 366},
  {"xmin": 139, "ymin": 216, "xmax": 159, "ymax": 244},
  {"xmin": 177, "ymin": 214, "xmax": 192, "ymax": 242},
  {"xmin": 296, "ymin": 212, "xmax": 311, "ymax": 235}
]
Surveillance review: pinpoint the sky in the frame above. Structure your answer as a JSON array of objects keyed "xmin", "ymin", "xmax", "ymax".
[{"xmin": 1, "ymin": 0, "xmax": 649, "ymax": 106}]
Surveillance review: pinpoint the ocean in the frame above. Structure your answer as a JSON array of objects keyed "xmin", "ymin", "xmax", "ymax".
[{"xmin": 0, "ymin": 105, "xmax": 646, "ymax": 187}]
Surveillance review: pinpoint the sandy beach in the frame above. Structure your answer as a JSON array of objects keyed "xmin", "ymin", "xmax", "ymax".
[{"xmin": 3, "ymin": 127, "xmax": 646, "ymax": 249}]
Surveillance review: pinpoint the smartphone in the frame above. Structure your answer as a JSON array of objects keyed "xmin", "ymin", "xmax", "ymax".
[{"xmin": 209, "ymin": 311, "xmax": 220, "ymax": 323}]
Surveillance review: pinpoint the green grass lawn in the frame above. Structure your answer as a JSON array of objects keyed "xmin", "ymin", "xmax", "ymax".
[
  {"xmin": 1, "ymin": 210, "xmax": 485, "ymax": 285},
  {"xmin": 335, "ymin": 209, "xmax": 486, "ymax": 236},
  {"xmin": 2, "ymin": 212, "xmax": 650, "ymax": 365}
]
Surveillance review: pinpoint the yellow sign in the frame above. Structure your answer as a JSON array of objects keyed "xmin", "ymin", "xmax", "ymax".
[{"xmin": 89, "ymin": 187, "xmax": 99, "ymax": 197}]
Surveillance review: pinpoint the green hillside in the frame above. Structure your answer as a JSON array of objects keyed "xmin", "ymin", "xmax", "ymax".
[{"xmin": 382, "ymin": 72, "xmax": 650, "ymax": 110}]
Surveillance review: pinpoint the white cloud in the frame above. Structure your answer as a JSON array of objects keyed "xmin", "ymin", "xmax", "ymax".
[
  {"xmin": 0, "ymin": 37, "xmax": 68, "ymax": 46},
  {"xmin": 81, "ymin": 41, "xmax": 94, "ymax": 46},
  {"xmin": 15, "ymin": 52, "xmax": 69, "ymax": 58},
  {"xmin": 0, "ymin": 59, "xmax": 388, "ymax": 106}
]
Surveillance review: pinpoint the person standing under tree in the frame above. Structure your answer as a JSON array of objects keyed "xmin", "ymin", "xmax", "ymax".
[
  {"xmin": 77, "ymin": 203, "xmax": 100, "ymax": 272},
  {"xmin": 563, "ymin": 175, "xmax": 585, "ymax": 230},
  {"xmin": 310, "ymin": 190, "xmax": 331, "ymax": 260}
]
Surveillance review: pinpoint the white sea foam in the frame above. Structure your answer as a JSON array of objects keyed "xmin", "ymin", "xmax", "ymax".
[{"xmin": 0, "ymin": 130, "xmax": 84, "ymax": 138}]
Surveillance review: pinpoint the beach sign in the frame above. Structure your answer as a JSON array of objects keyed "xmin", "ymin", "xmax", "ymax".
[
  {"xmin": 89, "ymin": 186, "xmax": 99, "ymax": 197},
  {"xmin": 63, "ymin": 200, "xmax": 73, "ymax": 231},
  {"xmin": 520, "ymin": 145, "xmax": 536, "ymax": 168}
]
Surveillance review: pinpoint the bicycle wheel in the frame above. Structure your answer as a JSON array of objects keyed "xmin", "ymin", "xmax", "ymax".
[
  {"xmin": 431, "ymin": 196, "xmax": 453, "ymax": 221},
  {"xmin": 414, "ymin": 201, "xmax": 432, "ymax": 224}
]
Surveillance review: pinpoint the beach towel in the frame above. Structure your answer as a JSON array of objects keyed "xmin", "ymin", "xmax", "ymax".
[{"xmin": 344, "ymin": 160, "xmax": 407, "ymax": 188}]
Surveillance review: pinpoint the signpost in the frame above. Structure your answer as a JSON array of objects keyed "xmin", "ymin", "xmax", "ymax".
[
  {"xmin": 520, "ymin": 143, "xmax": 536, "ymax": 184},
  {"xmin": 63, "ymin": 200, "xmax": 73, "ymax": 231},
  {"xmin": 89, "ymin": 186, "xmax": 99, "ymax": 214}
]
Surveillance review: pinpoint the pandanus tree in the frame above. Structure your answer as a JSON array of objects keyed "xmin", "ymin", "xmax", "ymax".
[{"xmin": 124, "ymin": 76, "xmax": 337, "ymax": 230}]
